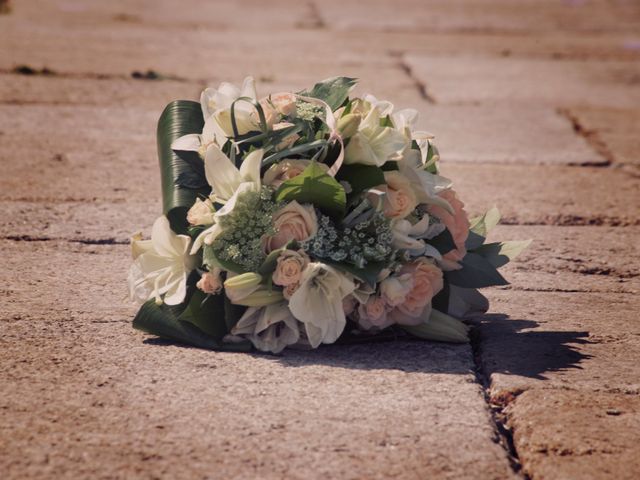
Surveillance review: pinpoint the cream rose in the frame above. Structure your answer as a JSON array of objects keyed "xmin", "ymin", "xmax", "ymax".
[
  {"xmin": 272, "ymin": 122, "xmax": 300, "ymax": 151},
  {"xmin": 390, "ymin": 259, "xmax": 443, "ymax": 325},
  {"xmin": 282, "ymin": 282, "xmax": 300, "ymax": 300},
  {"xmin": 379, "ymin": 273, "xmax": 414, "ymax": 308},
  {"xmin": 262, "ymin": 201, "xmax": 318, "ymax": 253},
  {"xmin": 263, "ymin": 160, "xmax": 329, "ymax": 188},
  {"xmin": 373, "ymin": 171, "xmax": 418, "ymax": 219},
  {"xmin": 427, "ymin": 189, "xmax": 470, "ymax": 269},
  {"xmin": 196, "ymin": 268, "xmax": 223, "ymax": 295},
  {"xmin": 272, "ymin": 250, "xmax": 309, "ymax": 286},
  {"xmin": 187, "ymin": 198, "xmax": 215, "ymax": 226}
]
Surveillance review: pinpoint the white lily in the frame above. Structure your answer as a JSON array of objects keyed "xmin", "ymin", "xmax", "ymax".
[
  {"xmin": 202, "ymin": 76, "xmax": 260, "ymax": 141},
  {"xmin": 231, "ymin": 302, "xmax": 301, "ymax": 354},
  {"xmin": 204, "ymin": 147, "xmax": 263, "ymax": 203},
  {"xmin": 344, "ymin": 100, "xmax": 408, "ymax": 167},
  {"xmin": 392, "ymin": 217, "xmax": 443, "ymax": 258},
  {"xmin": 288, "ymin": 263, "xmax": 356, "ymax": 348},
  {"xmin": 128, "ymin": 216, "xmax": 197, "ymax": 306},
  {"xmin": 398, "ymin": 149, "xmax": 454, "ymax": 214}
]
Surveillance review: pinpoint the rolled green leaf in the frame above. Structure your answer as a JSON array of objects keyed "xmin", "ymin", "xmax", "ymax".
[
  {"xmin": 157, "ymin": 100, "xmax": 210, "ymax": 235},
  {"xmin": 402, "ymin": 309, "xmax": 469, "ymax": 343}
]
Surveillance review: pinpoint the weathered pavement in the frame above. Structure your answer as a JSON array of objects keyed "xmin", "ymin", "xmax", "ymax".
[{"xmin": 0, "ymin": 1, "xmax": 639, "ymax": 478}]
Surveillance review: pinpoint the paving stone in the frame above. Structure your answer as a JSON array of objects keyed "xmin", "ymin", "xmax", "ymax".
[
  {"xmin": 0, "ymin": 74, "xmax": 203, "ymax": 107},
  {"xmin": 0, "ymin": 201, "xmax": 159, "ymax": 242},
  {"xmin": 405, "ymin": 55, "xmax": 640, "ymax": 108},
  {"xmin": 474, "ymin": 289, "xmax": 640, "ymax": 398},
  {"xmin": 439, "ymin": 163, "xmax": 640, "ymax": 227},
  {"xmin": 563, "ymin": 106, "xmax": 640, "ymax": 171},
  {"xmin": 506, "ymin": 389, "xmax": 640, "ymax": 480},
  {"xmin": 316, "ymin": 0, "xmax": 640, "ymax": 34},
  {"xmin": 0, "ymin": 240, "xmax": 515, "ymax": 479},
  {"xmin": 416, "ymin": 103, "xmax": 604, "ymax": 165}
]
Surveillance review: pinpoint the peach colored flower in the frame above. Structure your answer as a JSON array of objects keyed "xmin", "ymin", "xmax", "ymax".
[
  {"xmin": 262, "ymin": 201, "xmax": 318, "ymax": 253},
  {"xmin": 427, "ymin": 189, "xmax": 470, "ymax": 268},
  {"xmin": 263, "ymin": 160, "xmax": 328, "ymax": 188},
  {"xmin": 342, "ymin": 295, "xmax": 358, "ymax": 316},
  {"xmin": 390, "ymin": 259, "xmax": 443, "ymax": 325},
  {"xmin": 270, "ymin": 92, "xmax": 297, "ymax": 117},
  {"xmin": 372, "ymin": 171, "xmax": 418, "ymax": 219},
  {"xmin": 272, "ymin": 250, "xmax": 310, "ymax": 286},
  {"xmin": 196, "ymin": 268, "xmax": 223, "ymax": 295},
  {"xmin": 282, "ymin": 282, "xmax": 300, "ymax": 300},
  {"xmin": 357, "ymin": 296, "xmax": 394, "ymax": 330}
]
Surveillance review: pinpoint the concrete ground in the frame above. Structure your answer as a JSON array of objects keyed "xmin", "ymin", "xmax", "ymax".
[{"xmin": 0, "ymin": 1, "xmax": 639, "ymax": 479}]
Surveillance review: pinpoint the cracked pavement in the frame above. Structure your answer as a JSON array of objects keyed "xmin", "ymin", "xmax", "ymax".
[{"xmin": 1, "ymin": 1, "xmax": 639, "ymax": 479}]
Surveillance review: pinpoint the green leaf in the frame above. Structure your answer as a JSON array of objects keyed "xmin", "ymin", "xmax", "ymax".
[
  {"xmin": 473, "ymin": 240, "xmax": 532, "ymax": 269},
  {"xmin": 224, "ymin": 295, "xmax": 247, "ymax": 331},
  {"xmin": 465, "ymin": 230, "xmax": 485, "ymax": 250},
  {"xmin": 402, "ymin": 309, "xmax": 469, "ymax": 343},
  {"xmin": 469, "ymin": 207, "xmax": 501, "ymax": 237},
  {"xmin": 428, "ymin": 228, "xmax": 456, "ymax": 255},
  {"xmin": 326, "ymin": 260, "xmax": 385, "ymax": 287},
  {"xmin": 445, "ymin": 252, "xmax": 509, "ymax": 288},
  {"xmin": 336, "ymin": 164, "xmax": 385, "ymax": 195},
  {"xmin": 179, "ymin": 290, "xmax": 228, "ymax": 340},
  {"xmin": 132, "ymin": 294, "xmax": 252, "ymax": 352},
  {"xmin": 275, "ymin": 162, "xmax": 346, "ymax": 215},
  {"xmin": 157, "ymin": 100, "xmax": 210, "ymax": 234},
  {"xmin": 299, "ymin": 76, "xmax": 357, "ymax": 110},
  {"xmin": 448, "ymin": 285, "xmax": 489, "ymax": 318}
]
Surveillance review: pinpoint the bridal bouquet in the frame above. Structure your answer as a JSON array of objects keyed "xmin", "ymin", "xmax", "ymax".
[{"xmin": 128, "ymin": 76, "xmax": 529, "ymax": 353}]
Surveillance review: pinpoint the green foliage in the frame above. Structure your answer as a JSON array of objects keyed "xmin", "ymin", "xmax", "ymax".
[
  {"xmin": 428, "ymin": 228, "xmax": 456, "ymax": 255},
  {"xmin": 469, "ymin": 207, "xmax": 501, "ymax": 237},
  {"xmin": 402, "ymin": 309, "xmax": 469, "ymax": 343},
  {"xmin": 132, "ymin": 287, "xmax": 252, "ymax": 352},
  {"xmin": 445, "ymin": 252, "xmax": 509, "ymax": 288},
  {"xmin": 473, "ymin": 240, "xmax": 531, "ymax": 269},
  {"xmin": 299, "ymin": 76, "xmax": 357, "ymax": 110},
  {"xmin": 336, "ymin": 164, "xmax": 385, "ymax": 196},
  {"xmin": 275, "ymin": 162, "xmax": 346, "ymax": 215},
  {"xmin": 157, "ymin": 100, "xmax": 210, "ymax": 234}
]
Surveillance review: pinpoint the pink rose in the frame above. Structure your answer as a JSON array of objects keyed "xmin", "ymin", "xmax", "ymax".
[
  {"xmin": 196, "ymin": 268, "xmax": 223, "ymax": 295},
  {"xmin": 427, "ymin": 189, "xmax": 470, "ymax": 268},
  {"xmin": 263, "ymin": 160, "xmax": 328, "ymax": 188},
  {"xmin": 262, "ymin": 201, "xmax": 318, "ymax": 253},
  {"xmin": 269, "ymin": 92, "xmax": 298, "ymax": 117},
  {"xmin": 372, "ymin": 171, "xmax": 418, "ymax": 219},
  {"xmin": 273, "ymin": 122, "xmax": 300, "ymax": 151},
  {"xmin": 389, "ymin": 259, "xmax": 443, "ymax": 325},
  {"xmin": 272, "ymin": 250, "xmax": 309, "ymax": 286},
  {"xmin": 357, "ymin": 296, "xmax": 394, "ymax": 330}
]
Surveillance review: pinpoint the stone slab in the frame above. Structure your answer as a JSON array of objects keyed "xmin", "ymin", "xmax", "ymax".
[
  {"xmin": 474, "ymin": 289, "xmax": 640, "ymax": 398},
  {"xmin": 405, "ymin": 55, "xmax": 640, "ymax": 108},
  {"xmin": 416, "ymin": 103, "xmax": 605, "ymax": 165},
  {"xmin": 438, "ymin": 163, "xmax": 640, "ymax": 227},
  {"xmin": 506, "ymin": 389, "xmax": 640, "ymax": 480},
  {"xmin": 315, "ymin": 0, "xmax": 640, "ymax": 34},
  {"xmin": 563, "ymin": 106, "xmax": 640, "ymax": 171},
  {"xmin": 0, "ymin": 240, "xmax": 515, "ymax": 479}
]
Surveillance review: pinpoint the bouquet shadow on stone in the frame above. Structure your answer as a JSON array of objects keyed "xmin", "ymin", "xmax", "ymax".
[{"xmin": 128, "ymin": 76, "xmax": 530, "ymax": 354}]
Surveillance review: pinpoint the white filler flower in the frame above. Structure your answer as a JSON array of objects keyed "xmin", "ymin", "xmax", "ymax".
[
  {"xmin": 288, "ymin": 263, "xmax": 356, "ymax": 348},
  {"xmin": 128, "ymin": 216, "xmax": 197, "ymax": 305}
]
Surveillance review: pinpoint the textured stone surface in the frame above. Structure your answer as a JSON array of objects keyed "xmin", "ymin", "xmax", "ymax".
[
  {"xmin": 506, "ymin": 390, "xmax": 640, "ymax": 480},
  {"xmin": 1, "ymin": 0, "xmax": 640, "ymax": 478},
  {"xmin": 405, "ymin": 55, "xmax": 640, "ymax": 108}
]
